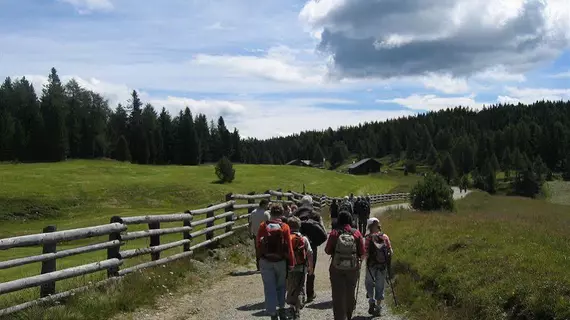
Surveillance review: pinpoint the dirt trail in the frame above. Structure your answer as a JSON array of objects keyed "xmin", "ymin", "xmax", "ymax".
[{"xmin": 119, "ymin": 188, "xmax": 469, "ymax": 320}]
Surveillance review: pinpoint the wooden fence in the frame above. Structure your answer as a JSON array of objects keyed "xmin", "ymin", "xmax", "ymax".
[{"xmin": 0, "ymin": 189, "xmax": 409, "ymax": 316}]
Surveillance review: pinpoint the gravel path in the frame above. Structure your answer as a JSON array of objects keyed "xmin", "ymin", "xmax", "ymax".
[{"xmin": 121, "ymin": 188, "xmax": 470, "ymax": 320}]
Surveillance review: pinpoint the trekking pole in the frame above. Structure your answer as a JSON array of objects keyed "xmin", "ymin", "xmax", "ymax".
[
  {"xmin": 354, "ymin": 262, "xmax": 361, "ymax": 306},
  {"xmin": 386, "ymin": 269, "xmax": 398, "ymax": 306}
]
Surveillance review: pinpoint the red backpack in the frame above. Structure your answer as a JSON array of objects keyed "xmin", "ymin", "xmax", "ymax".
[
  {"xmin": 291, "ymin": 233, "xmax": 307, "ymax": 266},
  {"xmin": 259, "ymin": 221, "xmax": 287, "ymax": 262}
]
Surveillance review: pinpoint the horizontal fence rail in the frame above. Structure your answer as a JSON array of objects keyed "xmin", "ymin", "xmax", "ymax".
[{"xmin": 0, "ymin": 188, "xmax": 409, "ymax": 316}]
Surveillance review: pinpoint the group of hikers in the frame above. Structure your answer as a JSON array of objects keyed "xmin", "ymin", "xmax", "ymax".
[{"xmin": 248, "ymin": 194, "xmax": 393, "ymax": 320}]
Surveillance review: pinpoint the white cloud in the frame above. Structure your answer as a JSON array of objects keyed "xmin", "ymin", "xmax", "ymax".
[
  {"xmin": 192, "ymin": 46, "xmax": 326, "ymax": 85},
  {"xmin": 377, "ymin": 94, "xmax": 484, "ymax": 112},
  {"xmin": 231, "ymin": 100, "xmax": 413, "ymax": 138},
  {"xmin": 420, "ymin": 73, "xmax": 469, "ymax": 94},
  {"xmin": 473, "ymin": 66, "xmax": 526, "ymax": 82},
  {"xmin": 59, "ymin": 0, "xmax": 114, "ymax": 13},
  {"xmin": 300, "ymin": 0, "xmax": 570, "ymax": 79},
  {"xmin": 498, "ymin": 87, "xmax": 570, "ymax": 104},
  {"xmin": 550, "ymin": 71, "xmax": 570, "ymax": 78}
]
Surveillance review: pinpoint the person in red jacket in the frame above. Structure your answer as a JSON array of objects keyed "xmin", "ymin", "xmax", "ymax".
[
  {"xmin": 325, "ymin": 210, "xmax": 365, "ymax": 320},
  {"xmin": 257, "ymin": 203, "xmax": 295, "ymax": 320}
]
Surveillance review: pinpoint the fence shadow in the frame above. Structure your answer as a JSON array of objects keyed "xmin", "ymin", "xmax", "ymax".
[{"xmin": 229, "ymin": 270, "xmax": 259, "ymax": 277}]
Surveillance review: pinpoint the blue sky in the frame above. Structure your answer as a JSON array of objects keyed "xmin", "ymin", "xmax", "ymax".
[{"xmin": 1, "ymin": 0, "xmax": 570, "ymax": 138}]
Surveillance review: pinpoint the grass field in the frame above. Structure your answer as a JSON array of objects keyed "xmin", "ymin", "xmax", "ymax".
[
  {"xmin": 381, "ymin": 192, "xmax": 570, "ymax": 320},
  {"xmin": 0, "ymin": 159, "xmax": 409, "ymax": 314},
  {"xmin": 545, "ymin": 181, "xmax": 570, "ymax": 205}
]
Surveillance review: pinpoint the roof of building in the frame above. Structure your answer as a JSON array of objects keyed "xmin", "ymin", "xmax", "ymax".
[
  {"xmin": 347, "ymin": 158, "xmax": 381, "ymax": 169},
  {"xmin": 286, "ymin": 159, "xmax": 312, "ymax": 166}
]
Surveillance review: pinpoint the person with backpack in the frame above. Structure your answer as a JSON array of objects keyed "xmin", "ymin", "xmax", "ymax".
[
  {"xmin": 330, "ymin": 198, "xmax": 339, "ymax": 229},
  {"xmin": 294, "ymin": 195, "xmax": 327, "ymax": 303},
  {"xmin": 325, "ymin": 211, "xmax": 365, "ymax": 320},
  {"xmin": 257, "ymin": 203, "xmax": 295, "ymax": 320},
  {"xmin": 358, "ymin": 198, "xmax": 370, "ymax": 235},
  {"xmin": 353, "ymin": 197, "xmax": 364, "ymax": 234},
  {"xmin": 340, "ymin": 196, "xmax": 353, "ymax": 215},
  {"xmin": 364, "ymin": 217, "xmax": 393, "ymax": 316},
  {"xmin": 250, "ymin": 199, "xmax": 271, "ymax": 271},
  {"xmin": 285, "ymin": 216, "xmax": 314, "ymax": 320}
]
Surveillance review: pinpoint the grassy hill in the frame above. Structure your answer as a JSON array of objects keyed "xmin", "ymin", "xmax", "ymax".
[
  {"xmin": 0, "ymin": 159, "xmax": 405, "ymax": 237},
  {"xmin": 0, "ymin": 159, "xmax": 411, "ymax": 313},
  {"xmin": 382, "ymin": 192, "xmax": 570, "ymax": 320}
]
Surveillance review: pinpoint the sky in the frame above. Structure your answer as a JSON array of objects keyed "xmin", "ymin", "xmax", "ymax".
[{"xmin": 1, "ymin": 0, "xmax": 570, "ymax": 139}]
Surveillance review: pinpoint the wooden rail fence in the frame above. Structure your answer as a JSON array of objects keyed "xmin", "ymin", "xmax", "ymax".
[{"xmin": 0, "ymin": 189, "xmax": 409, "ymax": 316}]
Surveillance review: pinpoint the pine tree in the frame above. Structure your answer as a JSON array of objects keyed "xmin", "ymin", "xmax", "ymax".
[
  {"xmin": 330, "ymin": 141, "xmax": 349, "ymax": 167},
  {"xmin": 177, "ymin": 107, "xmax": 199, "ymax": 165},
  {"xmin": 40, "ymin": 68, "xmax": 68, "ymax": 161},
  {"xmin": 115, "ymin": 135, "xmax": 131, "ymax": 162},
  {"xmin": 440, "ymin": 152, "xmax": 457, "ymax": 184},
  {"xmin": 490, "ymin": 153, "xmax": 500, "ymax": 173},
  {"xmin": 312, "ymin": 144, "xmax": 325, "ymax": 165},
  {"xmin": 128, "ymin": 90, "xmax": 145, "ymax": 164},
  {"xmin": 230, "ymin": 128, "xmax": 241, "ymax": 163}
]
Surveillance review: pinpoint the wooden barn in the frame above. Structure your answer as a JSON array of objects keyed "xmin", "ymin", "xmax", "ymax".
[
  {"xmin": 347, "ymin": 158, "xmax": 382, "ymax": 175},
  {"xmin": 285, "ymin": 159, "xmax": 312, "ymax": 167}
]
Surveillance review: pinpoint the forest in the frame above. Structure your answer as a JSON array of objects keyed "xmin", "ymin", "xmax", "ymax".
[{"xmin": 1, "ymin": 67, "xmax": 570, "ymax": 190}]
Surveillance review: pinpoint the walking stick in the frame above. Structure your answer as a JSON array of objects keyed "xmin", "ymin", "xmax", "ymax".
[
  {"xmin": 354, "ymin": 259, "xmax": 361, "ymax": 305},
  {"xmin": 384, "ymin": 252, "xmax": 398, "ymax": 306}
]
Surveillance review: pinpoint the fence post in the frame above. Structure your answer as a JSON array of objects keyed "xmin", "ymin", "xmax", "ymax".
[
  {"xmin": 40, "ymin": 225, "xmax": 57, "ymax": 298},
  {"xmin": 303, "ymin": 184, "xmax": 306, "ymax": 194},
  {"xmin": 107, "ymin": 216, "xmax": 122, "ymax": 278},
  {"xmin": 183, "ymin": 210, "xmax": 192, "ymax": 252},
  {"xmin": 149, "ymin": 221, "xmax": 160, "ymax": 261},
  {"xmin": 248, "ymin": 191, "xmax": 256, "ymax": 214},
  {"xmin": 206, "ymin": 204, "xmax": 215, "ymax": 241},
  {"xmin": 225, "ymin": 193, "xmax": 234, "ymax": 233},
  {"xmin": 277, "ymin": 188, "xmax": 282, "ymax": 201}
]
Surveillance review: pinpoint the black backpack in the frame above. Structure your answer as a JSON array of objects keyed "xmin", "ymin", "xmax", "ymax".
[{"xmin": 300, "ymin": 218, "xmax": 327, "ymax": 247}]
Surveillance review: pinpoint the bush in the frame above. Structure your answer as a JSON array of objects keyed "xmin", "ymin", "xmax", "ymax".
[
  {"xmin": 512, "ymin": 170, "xmax": 542, "ymax": 198},
  {"xmin": 215, "ymin": 156, "xmax": 235, "ymax": 183},
  {"xmin": 410, "ymin": 173, "xmax": 455, "ymax": 211}
]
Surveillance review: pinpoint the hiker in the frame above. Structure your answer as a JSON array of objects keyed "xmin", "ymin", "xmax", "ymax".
[
  {"xmin": 364, "ymin": 217, "xmax": 393, "ymax": 316},
  {"xmin": 257, "ymin": 203, "xmax": 295, "ymax": 320},
  {"xmin": 354, "ymin": 197, "xmax": 366, "ymax": 234},
  {"xmin": 366, "ymin": 194, "xmax": 371, "ymax": 206},
  {"xmin": 330, "ymin": 198, "xmax": 339, "ymax": 229},
  {"xmin": 358, "ymin": 198, "xmax": 371, "ymax": 235},
  {"xmin": 290, "ymin": 204, "xmax": 298, "ymax": 216},
  {"xmin": 283, "ymin": 203, "xmax": 291, "ymax": 217},
  {"xmin": 293, "ymin": 195, "xmax": 327, "ymax": 303},
  {"xmin": 325, "ymin": 211, "xmax": 365, "ymax": 320},
  {"xmin": 340, "ymin": 196, "xmax": 353, "ymax": 215},
  {"xmin": 250, "ymin": 199, "xmax": 270, "ymax": 271},
  {"xmin": 286, "ymin": 216, "xmax": 314, "ymax": 320}
]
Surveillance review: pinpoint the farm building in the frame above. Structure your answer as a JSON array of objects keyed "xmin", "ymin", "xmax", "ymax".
[
  {"xmin": 285, "ymin": 159, "xmax": 312, "ymax": 167},
  {"xmin": 347, "ymin": 158, "xmax": 382, "ymax": 175}
]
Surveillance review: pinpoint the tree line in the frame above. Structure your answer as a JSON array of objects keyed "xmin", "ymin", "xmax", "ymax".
[
  {"xmin": 2, "ymin": 67, "xmax": 570, "ymax": 194},
  {"xmin": 0, "ymin": 68, "xmax": 241, "ymax": 164}
]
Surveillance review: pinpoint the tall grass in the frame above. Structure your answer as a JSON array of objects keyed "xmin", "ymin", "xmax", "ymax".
[{"xmin": 381, "ymin": 192, "xmax": 570, "ymax": 320}]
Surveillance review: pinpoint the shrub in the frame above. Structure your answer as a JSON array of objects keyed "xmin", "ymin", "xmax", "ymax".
[
  {"xmin": 512, "ymin": 170, "xmax": 542, "ymax": 198},
  {"xmin": 410, "ymin": 173, "xmax": 455, "ymax": 211},
  {"xmin": 215, "ymin": 156, "xmax": 235, "ymax": 183}
]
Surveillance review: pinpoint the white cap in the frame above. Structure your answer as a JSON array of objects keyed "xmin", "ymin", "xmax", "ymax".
[
  {"xmin": 301, "ymin": 195, "xmax": 313, "ymax": 206},
  {"xmin": 367, "ymin": 217, "xmax": 380, "ymax": 228}
]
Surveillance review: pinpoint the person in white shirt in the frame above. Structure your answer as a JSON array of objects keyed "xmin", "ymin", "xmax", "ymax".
[{"xmin": 249, "ymin": 199, "xmax": 270, "ymax": 271}]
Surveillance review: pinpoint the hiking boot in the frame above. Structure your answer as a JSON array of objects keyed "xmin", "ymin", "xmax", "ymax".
[
  {"xmin": 368, "ymin": 303, "xmax": 376, "ymax": 315},
  {"xmin": 278, "ymin": 308, "xmax": 289, "ymax": 320},
  {"xmin": 305, "ymin": 294, "xmax": 316, "ymax": 303}
]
